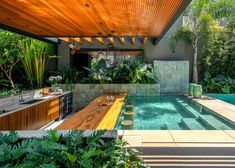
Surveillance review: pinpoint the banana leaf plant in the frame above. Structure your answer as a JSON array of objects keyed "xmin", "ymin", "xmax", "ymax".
[
  {"xmin": 21, "ymin": 38, "xmax": 57, "ymax": 88},
  {"xmin": 83, "ymin": 58, "xmax": 112, "ymax": 84}
]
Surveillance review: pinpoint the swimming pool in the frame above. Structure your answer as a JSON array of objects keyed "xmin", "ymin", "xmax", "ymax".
[
  {"xmin": 115, "ymin": 96, "xmax": 235, "ymax": 130},
  {"xmin": 207, "ymin": 94, "xmax": 235, "ymax": 105}
]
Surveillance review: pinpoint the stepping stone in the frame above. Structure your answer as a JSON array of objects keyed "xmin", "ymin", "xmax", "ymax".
[
  {"xmin": 126, "ymin": 105, "xmax": 135, "ymax": 111},
  {"xmin": 121, "ymin": 120, "xmax": 134, "ymax": 130},
  {"xmin": 124, "ymin": 111, "xmax": 134, "ymax": 120}
]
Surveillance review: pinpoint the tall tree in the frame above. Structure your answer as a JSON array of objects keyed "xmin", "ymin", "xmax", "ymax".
[
  {"xmin": 169, "ymin": 0, "xmax": 234, "ymax": 83},
  {"xmin": 0, "ymin": 30, "xmax": 23, "ymax": 88}
]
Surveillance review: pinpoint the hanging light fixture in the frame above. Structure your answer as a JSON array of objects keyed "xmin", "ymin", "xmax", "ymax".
[{"xmin": 69, "ymin": 38, "xmax": 80, "ymax": 54}]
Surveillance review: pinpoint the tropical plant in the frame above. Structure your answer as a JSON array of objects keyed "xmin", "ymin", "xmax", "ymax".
[
  {"xmin": 21, "ymin": 38, "xmax": 56, "ymax": 88},
  {"xmin": 0, "ymin": 130, "xmax": 147, "ymax": 168},
  {"xmin": 199, "ymin": 31, "xmax": 235, "ymax": 79},
  {"xmin": 58, "ymin": 64, "xmax": 83, "ymax": 84},
  {"xmin": 207, "ymin": 0, "xmax": 235, "ymax": 31},
  {"xmin": 84, "ymin": 58, "xmax": 112, "ymax": 84},
  {"xmin": 0, "ymin": 87, "xmax": 21, "ymax": 97},
  {"xmin": 169, "ymin": 0, "xmax": 214, "ymax": 83},
  {"xmin": 169, "ymin": 0, "xmax": 235, "ymax": 84},
  {"xmin": 202, "ymin": 75, "xmax": 235, "ymax": 93},
  {"xmin": 130, "ymin": 62, "xmax": 157, "ymax": 84},
  {"xmin": 111, "ymin": 58, "xmax": 133, "ymax": 83},
  {"xmin": 83, "ymin": 57, "xmax": 157, "ymax": 84},
  {"xmin": 111, "ymin": 58, "xmax": 157, "ymax": 84},
  {"xmin": 0, "ymin": 30, "xmax": 24, "ymax": 88}
]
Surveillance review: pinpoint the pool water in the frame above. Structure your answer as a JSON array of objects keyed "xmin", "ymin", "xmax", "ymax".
[
  {"xmin": 115, "ymin": 96, "xmax": 235, "ymax": 130},
  {"xmin": 207, "ymin": 94, "xmax": 235, "ymax": 105}
]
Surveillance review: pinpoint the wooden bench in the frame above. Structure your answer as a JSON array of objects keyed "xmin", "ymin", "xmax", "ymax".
[{"xmin": 56, "ymin": 93, "xmax": 126, "ymax": 130}]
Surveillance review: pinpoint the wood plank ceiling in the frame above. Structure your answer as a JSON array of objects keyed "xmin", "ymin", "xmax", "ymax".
[{"xmin": 0, "ymin": 0, "xmax": 188, "ymax": 38}]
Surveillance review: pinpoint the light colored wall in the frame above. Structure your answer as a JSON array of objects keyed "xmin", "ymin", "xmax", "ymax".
[
  {"xmin": 144, "ymin": 17, "xmax": 193, "ymax": 80},
  {"xmin": 60, "ymin": 84, "xmax": 160, "ymax": 111}
]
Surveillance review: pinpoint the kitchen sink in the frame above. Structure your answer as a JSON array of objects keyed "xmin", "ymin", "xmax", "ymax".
[{"xmin": 20, "ymin": 99, "xmax": 43, "ymax": 105}]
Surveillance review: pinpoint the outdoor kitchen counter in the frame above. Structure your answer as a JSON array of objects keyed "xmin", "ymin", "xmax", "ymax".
[
  {"xmin": 0, "ymin": 91, "xmax": 71, "ymax": 117},
  {"xmin": 0, "ymin": 91, "xmax": 72, "ymax": 130}
]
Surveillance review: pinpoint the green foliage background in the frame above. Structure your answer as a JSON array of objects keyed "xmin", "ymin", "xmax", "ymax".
[
  {"xmin": 169, "ymin": 0, "xmax": 235, "ymax": 93},
  {"xmin": 0, "ymin": 29, "xmax": 55, "ymax": 96}
]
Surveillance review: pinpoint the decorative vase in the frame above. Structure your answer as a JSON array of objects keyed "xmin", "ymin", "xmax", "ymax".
[
  {"xmin": 188, "ymin": 83, "xmax": 196, "ymax": 96},
  {"xmin": 51, "ymin": 86, "xmax": 60, "ymax": 92},
  {"xmin": 193, "ymin": 85, "xmax": 202, "ymax": 98}
]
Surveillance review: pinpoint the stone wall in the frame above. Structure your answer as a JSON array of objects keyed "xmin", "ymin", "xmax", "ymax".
[
  {"xmin": 60, "ymin": 84, "xmax": 160, "ymax": 111},
  {"xmin": 154, "ymin": 61, "xmax": 189, "ymax": 94}
]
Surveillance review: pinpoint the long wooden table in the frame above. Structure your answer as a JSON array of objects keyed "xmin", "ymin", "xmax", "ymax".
[{"xmin": 56, "ymin": 93, "xmax": 126, "ymax": 130}]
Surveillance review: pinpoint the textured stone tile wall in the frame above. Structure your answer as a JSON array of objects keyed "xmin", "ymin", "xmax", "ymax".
[
  {"xmin": 60, "ymin": 84, "xmax": 160, "ymax": 111},
  {"xmin": 154, "ymin": 61, "xmax": 189, "ymax": 94}
]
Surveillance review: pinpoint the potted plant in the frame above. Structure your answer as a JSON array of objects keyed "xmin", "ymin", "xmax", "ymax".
[{"xmin": 49, "ymin": 75, "xmax": 62, "ymax": 92}]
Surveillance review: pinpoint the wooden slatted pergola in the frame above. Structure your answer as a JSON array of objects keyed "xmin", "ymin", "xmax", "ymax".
[{"xmin": 0, "ymin": 0, "xmax": 191, "ymax": 45}]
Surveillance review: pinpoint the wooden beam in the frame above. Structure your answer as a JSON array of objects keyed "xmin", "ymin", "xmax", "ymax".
[
  {"xmin": 58, "ymin": 37, "xmax": 71, "ymax": 43},
  {"xmin": 95, "ymin": 37, "xmax": 105, "ymax": 45},
  {"xmin": 74, "ymin": 37, "xmax": 83, "ymax": 45},
  {"xmin": 107, "ymin": 37, "xmax": 115, "ymax": 45},
  {"xmin": 130, "ymin": 37, "xmax": 135, "ymax": 45},
  {"xmin": 83, "ymin": 37, "xmax": 93, "ymax": 44},
  {"xmin": 142, "ymin": 37, "xmax": 148, "ymax": 45},
  {"xmin": 119, "ymin": 37, "xmax": 125, "ymax": 45}
]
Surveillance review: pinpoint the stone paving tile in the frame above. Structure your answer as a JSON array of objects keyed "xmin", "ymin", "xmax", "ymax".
[
  {"xmin": 143, "ymin": 142, "xmax": 177, "ymax": 147},
  {"xmin": 122, "ymin": 135, "xmax": 142, "ymax": 147},
  {"xmin": 170, "ymin": 130, "xmax": 235, "ymax": 143},
  {"xmin": 175, "ymin": 143, "xmax": 235, "ymax": 147},
  {"xmin": 123, "ymin": 130, "xmax": 174, "ymax": 143},
  {"xmin": 224, "ymin": 130, "xmax": 235, "ymax": 139},
  {"xmin": 193, "ymin": 98, "xmax": 235, "ymax": 123}
]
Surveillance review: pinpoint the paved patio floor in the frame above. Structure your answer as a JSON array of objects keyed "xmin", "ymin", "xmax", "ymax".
[
  {"xmin": 120, "ymin": 130, "xmax": 235, "ymax": 147},
  {"xmin": 193, "ymin": 96, "xmax": 235, "ymax": 123}
]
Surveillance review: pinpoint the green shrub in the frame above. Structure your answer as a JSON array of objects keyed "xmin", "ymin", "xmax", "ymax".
[
  {"xmin": 0, "ymin": 130, "xmax": 147, "ymax": 168},
  {"xmin": 83, "ymin": 57, "xmax": 157, "ymax": 84},
  {"xmin": 202, "ymin": 75, "xmax": 235, "ymax": 93}
]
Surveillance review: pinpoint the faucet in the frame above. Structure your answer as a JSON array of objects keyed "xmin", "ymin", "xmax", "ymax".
[{"xmin": 19, "ymin": 91, "xmax": 24, "ymax": 102}]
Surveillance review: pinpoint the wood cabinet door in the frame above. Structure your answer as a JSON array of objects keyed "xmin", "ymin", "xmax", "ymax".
[
  {"xmin": 0, "ymin": 115, "xmax": 9, "ymax": 130},
  {"xmin": 8, "ymin": 111, "xmax": 21, "ymax": 130},
  {"xmin": 48, "ymin": 98, "xmax": 60, "ymax": 121},
  {"xmin": 0, "ymin": 98, "xmax": 60, "ymax": 130}
]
